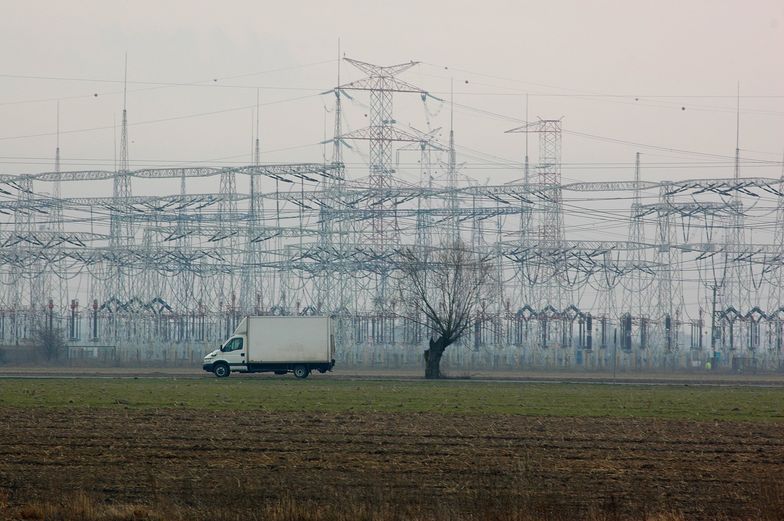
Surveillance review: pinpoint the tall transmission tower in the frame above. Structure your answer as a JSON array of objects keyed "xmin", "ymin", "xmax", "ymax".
[
  {"xmin": 506, "ymin": 118, "xmax": 564, "ymax": 246},
  {"xmin": 240, "ymin": 91, "xmax": 264, "ymax": 315},
  {"xmin": 337, "ymin": 57, "xmax": 429, "ymax": 245},
  {"xmin": 517, "ymin": 95, "xmax": 534, "ymax": 307},
  {"xmin": 536, "ymin": 119, "xmax": 564, "ymax": 250},
  {"xmin": 49, "ymin": 102, "xmax": 66, "ymax": 316},
  {"xmin": 317, "ymin": 46, "xmax": 347, "ymax": 314},
  {"xmin": 109, "ymin": 55, "xmax": 133, "ymax": 305},
  {"xmin": 623, "ymin": 153, "xmax": 647, "ymax": 319},
  {"xmin": 335, "ymin": 57, "xmax": 432, "ymax": 316},
  {"xmin": 447, "ymin": 79, "xmax": 459, "ymax": 242},
  {"xmin": 218, "ymin": 161, "xmax": 239, "ymax": 324},
  {"xmin": 655, "ymin": 182, "xmax": 680, "ymax": 353},
  {"xmin": 330, "ymin": 42, "xmax": 346, "ymax": 176},
  {"xmin": 506, "ymin": 118, "xmax": 565, "ymax": 310},
  {"xmin": 51, "ymin": 101, "xmax": 63, "ymax": 233},
  {"xmin": 716, "ymin": 83, "xmax": 748, "ymax": 352},
  {"xmin": 111, "ymin": 55, "xmax": 132, "ymax": 247}
]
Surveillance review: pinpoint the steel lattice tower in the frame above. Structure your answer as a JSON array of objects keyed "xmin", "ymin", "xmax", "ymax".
[
  {"xmin": 218, "ymin": 164, "xmax": 239, "ymax": 324},
  {"xmin": 507, "ymin": 96, "xmax": 535, "ymax": 309},
  {"xmin": 655, "ymin": 182, "xmax": 680, "ymax": 352},
  {"xmin": 47, "ymin": 102, "xmax": 66, "ymax": 316},
  {"xmin": 240, "ymin": 93, "xmax": 264, "ymax": 315},
  {"xmin": 111, "ymin": 56, "xmax": 132, "ymax": 249},
  {"xmin": 623, "ymin": 153, "xmax": 647, "ymax": 322},
  {"xmin": 51, "ymin": 102, "xmax": 63, "ymax": 233},
  {"xmin": 505, "ymin": 117, "xmax": 564, "ymax": 246},
  {"xmin": 507, "ymin": 118, "xmax": 564, "ymax": 312},
  {"xmin": 446, "ymin": 81, "xmax": 460, "ymax": 242},
  {"xmin": 108, "ymin": 56, "xmax": 133, "ymax": 311},
  {"xmin": 536, "ymin": 119, "xmax": 564, "ymax": 248},
  {"xmin": 337, "ymin": 58, "xmax": 426, "ymax": 245},
  {"xmin": 727, "ymin": 89, "xmax": 748, "ymax": 315},
  {"xmin": 335, "ymin": 57, "xmax": 430, "ymax": 319}
]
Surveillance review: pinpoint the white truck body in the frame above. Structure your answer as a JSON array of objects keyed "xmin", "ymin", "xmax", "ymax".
[{"xmin": 203, "ymin": 316, "xmax": 335, "ymax": 378}]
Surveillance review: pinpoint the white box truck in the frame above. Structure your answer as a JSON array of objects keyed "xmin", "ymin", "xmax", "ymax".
[{"xmin": 203, "ymin": 316, "xmax": 335, "ymax": 378}]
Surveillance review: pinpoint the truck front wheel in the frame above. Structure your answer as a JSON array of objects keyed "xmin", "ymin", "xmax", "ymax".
[
  {"xmin": 214, "ymin": 363, "xmax": 230, "ymax": 378},
  {"xmin": 293, "ymin": 365, "xmax": 310, "ymax": 379}
]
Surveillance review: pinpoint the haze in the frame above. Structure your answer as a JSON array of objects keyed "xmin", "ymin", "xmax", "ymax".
[{"xmin": 2, "ymin": 0, "xmax": 783, "ymax": 186}]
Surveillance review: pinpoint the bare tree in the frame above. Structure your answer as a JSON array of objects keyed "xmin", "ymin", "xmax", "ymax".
[
  {"xmin": 32, "ymin": 326, "xmax": 67, "ymax": 363},
  {"xmin": 398, "ymin": 241, "xmax": 491, "ymax": 379}
]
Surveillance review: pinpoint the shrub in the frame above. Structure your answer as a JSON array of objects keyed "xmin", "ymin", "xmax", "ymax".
[{"xmin": 31, "ymin": 326, "xmax": 67, "ymax": 362}]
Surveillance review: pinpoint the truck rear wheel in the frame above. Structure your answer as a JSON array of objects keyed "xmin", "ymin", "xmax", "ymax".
[
  {"xmin": 214, "ymin": 363, "xmax": 230, "ymax": 378},
  {"xmin": 293, "ymin": 365, "xmax": 310, "ymax": 379}
]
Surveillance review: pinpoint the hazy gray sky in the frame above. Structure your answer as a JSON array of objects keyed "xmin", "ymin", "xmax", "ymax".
[{"xmin": 2, "ymin": 0, "xmax": 783, "ymax": 190}]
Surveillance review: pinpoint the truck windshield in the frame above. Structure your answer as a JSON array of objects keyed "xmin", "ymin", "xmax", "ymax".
[{"xmin": 222, "ymin": 338, "xmax": 243, "ymax": 352}]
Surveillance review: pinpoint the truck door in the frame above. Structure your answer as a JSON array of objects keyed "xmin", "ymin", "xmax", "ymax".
[{"xmin": 221, "ymin": 336, "xmax": 245, "ymax": 370}]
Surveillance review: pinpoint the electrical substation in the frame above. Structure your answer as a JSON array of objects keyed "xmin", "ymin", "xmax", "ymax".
[{"xmin": 2, "ymin": 57, "xmax": 783, "ymax": 372}]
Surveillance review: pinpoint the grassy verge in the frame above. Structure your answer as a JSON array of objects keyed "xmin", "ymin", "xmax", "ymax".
[{"xmin": 0, "ymin": 378, "xmax": 782, "ymax": 421}]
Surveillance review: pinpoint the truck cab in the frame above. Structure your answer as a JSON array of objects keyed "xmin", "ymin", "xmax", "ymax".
[{"xmin": 203, "ymin": 336, "xmax": 246, "ymax": 377}]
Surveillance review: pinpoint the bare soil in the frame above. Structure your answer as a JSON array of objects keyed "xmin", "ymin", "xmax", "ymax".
[{"xmin": 0, "ymin": 408, "xmax": 782, "ymax": 520}]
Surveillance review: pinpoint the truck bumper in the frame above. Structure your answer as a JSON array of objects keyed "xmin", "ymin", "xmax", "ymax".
[{"xmin": 202, "ymin": 363, "xmax": 214, "ymax": 373}]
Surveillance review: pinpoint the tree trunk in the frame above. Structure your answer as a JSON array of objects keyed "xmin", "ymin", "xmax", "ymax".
[{"xmin": 424, "ymin": 337, "xmax": 447, "ymax": 379}]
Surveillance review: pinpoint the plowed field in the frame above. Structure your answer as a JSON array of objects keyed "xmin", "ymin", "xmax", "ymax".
[{"xmin": 1, "ymin": 406, "xmax": 783, "ymax": 520}]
